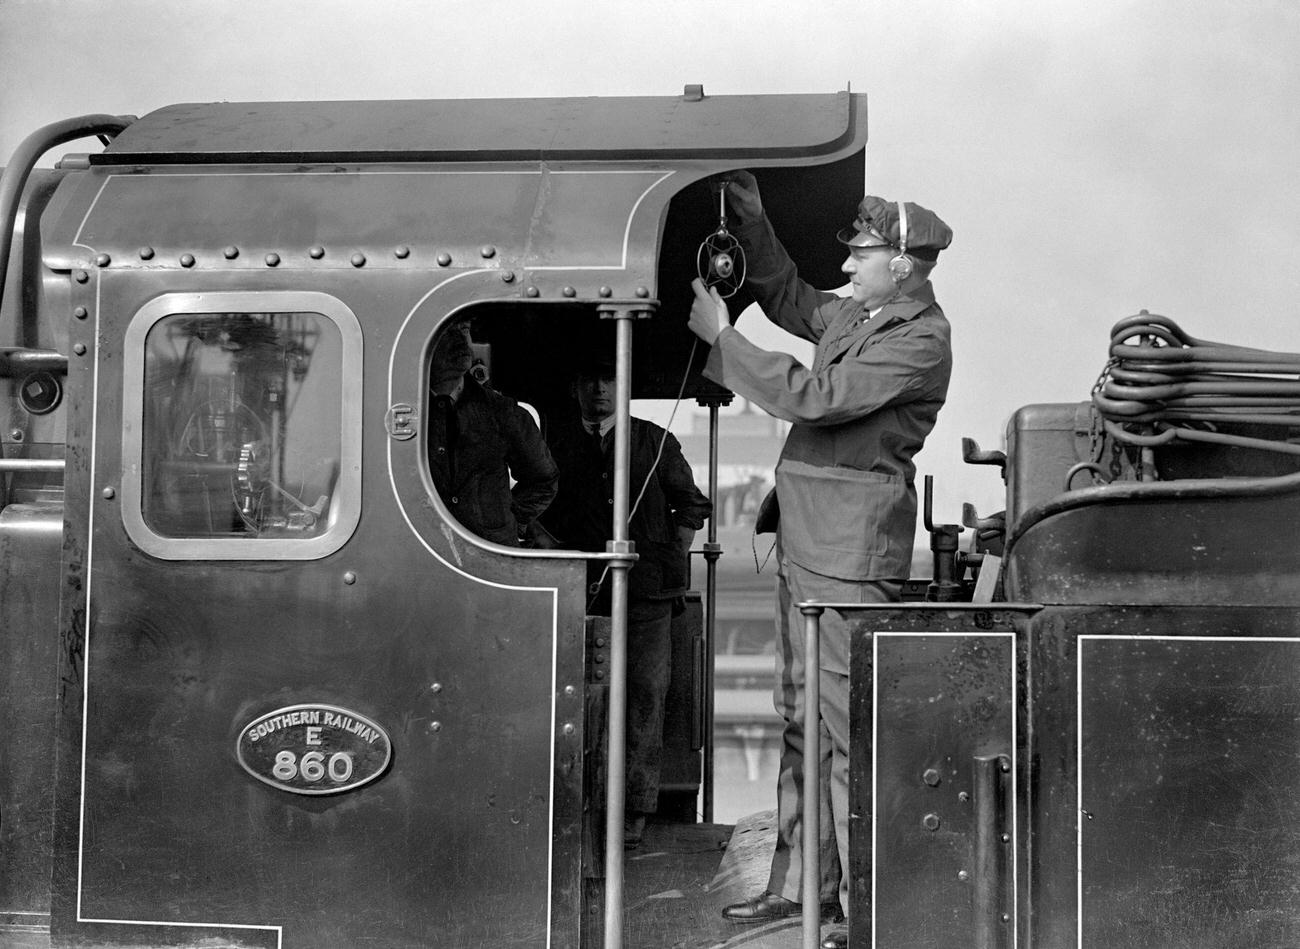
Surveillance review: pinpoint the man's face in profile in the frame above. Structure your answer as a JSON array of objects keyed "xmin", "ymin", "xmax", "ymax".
[{"xmin": 431, "ymin": 322, "xmax": 474, "ymax": 392}]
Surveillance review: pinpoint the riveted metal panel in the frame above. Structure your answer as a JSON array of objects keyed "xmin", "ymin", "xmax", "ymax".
[
  {"xmin": 50, "ymin": 265, "xmax": 589, "ymax": 949},
  {"xmin": 68, "ymin": 168, "xmax": 676, "ymax": 276}
]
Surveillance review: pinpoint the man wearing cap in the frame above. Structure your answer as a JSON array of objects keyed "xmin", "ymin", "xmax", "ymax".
[
  {"xmin": 534, "ymin": 357, "xmax": 711, "ymax": 847},
  {"xmin": 428, "ymin": 318, "xmax": 558, "ymax": 546},
  {"xmin": 688, "ymin": 171, "xmax": 952, "ymax": 948}
]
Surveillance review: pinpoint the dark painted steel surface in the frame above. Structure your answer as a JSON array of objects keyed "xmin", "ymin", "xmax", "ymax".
[
  {"xmin": 45, "ymin": 143, "xmax": 865, "ymax": 402},
  {"xmin": 657, "ymin": 593, "xmax": 704, "ymax": 819},
  {"xmin": 844, "ymin": 602, "xmax": 1300, "ymax": 949},
  {"xmin": 49, "ymin": 267, "xmax": 588, "ymax": 948},
  {"xmin": 1080, "ymin": 633, "xmax": 1300, "ymax": 947},
  {"xmin": 1004, "ymin": 468, "xmax": 1300, "ymax": 605},
  {"xmin": 1024, "ymin": 606, "xmax": 1300, "ymax": 949},
  {"xmin": 0, "ymin": 502, "xmax": 62, "ymax": 933},
  {"xmin": 848, "ymin": 607, "xmax": 1028, "ymax": 949},
  {"xmin": 1001, "ymin": 399, "xmax": 1300, "ymax": 607}
]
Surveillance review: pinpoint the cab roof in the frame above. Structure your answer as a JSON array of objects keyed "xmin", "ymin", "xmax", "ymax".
[{"xmin": 91, "ymin": 90, "xmax": 865, "ymax": 166}]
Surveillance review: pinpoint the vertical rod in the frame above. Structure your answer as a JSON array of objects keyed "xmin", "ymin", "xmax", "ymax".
[
  {"xmin": 603, "ymin": 311, "xmax": 635, "ymax": 949},
  {"xmin": 802, "ymin": 607, "xmax": 823, "ymax": 949},
  {"xmin": 702, "ymin": 403, "xmax": 720, "ymax": 822},
  {"xmin": 973, "ymin": 754, "xmax": 1011, "ymax": 949}
]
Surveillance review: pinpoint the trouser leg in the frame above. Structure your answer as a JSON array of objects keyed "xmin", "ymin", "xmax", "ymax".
[
  {"xmin": 767, "ymin": 559, "xmax": 901, "ymax": 916},
  {"xmin": 623, "ymin": 597, "xmax": 674, "ymax": 814},
  {"xmin": 767, "ymin": 566, "xmax": 840, "ymax": 905},
  {"xmin": 820, "ymin": 667, "xmax": 852, "ymax": 914}
]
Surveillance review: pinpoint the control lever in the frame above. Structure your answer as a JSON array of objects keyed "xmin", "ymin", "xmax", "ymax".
[
  {"xmin": 923, "ymin": 475, "xmax": 965, "ymax": 602},
  {"xmin": 961, "ymin": 502, "xmax": 1004, "ymax": 533},
  {"xmin": 962, "ymin": 502, "xmax": 1006, "ymax": 558},
  {"xmin": 962, "ymin": 437, "xmax": 1007, "ymax": 480}
]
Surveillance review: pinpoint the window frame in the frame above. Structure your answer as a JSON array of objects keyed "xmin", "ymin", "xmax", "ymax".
[{"xmin": 120, "ymin": 291, "xmax": 363, "ymax": 560}]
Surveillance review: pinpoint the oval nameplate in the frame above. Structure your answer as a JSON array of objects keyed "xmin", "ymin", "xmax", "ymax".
[{"xmin": 236, "ymin": 704, "xmax": 392, "ymax": 796}]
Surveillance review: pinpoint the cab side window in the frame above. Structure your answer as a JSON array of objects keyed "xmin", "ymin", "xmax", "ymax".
[{"xmin": 123, "ymin": 294, "xmax": 362, "ymax": 560}]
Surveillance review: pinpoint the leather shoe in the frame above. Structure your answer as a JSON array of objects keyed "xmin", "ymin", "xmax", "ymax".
[
  {"xmin": 821, "ymin": 929, "xmax": 848, "ymax": 949},
  {"xmin": 721, "ymin": 891, "xmax": 841, "ymax": 923}
]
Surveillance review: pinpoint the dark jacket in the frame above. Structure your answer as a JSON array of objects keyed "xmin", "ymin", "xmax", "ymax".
[
  {"xmin": 541, "ymin": 416, "xmax": 711, "ymax": 605},
  {"xmin": 703, "ymin": 213, "xmax": 951, "ymax": 580},
  {"xmin": 428, "ymin": 376, "xmax": 558, "ymax": 546}
]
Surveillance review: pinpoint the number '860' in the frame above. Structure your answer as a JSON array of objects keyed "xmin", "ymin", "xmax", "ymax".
[{"xmin": 272, "ymin": 750, "xmax": 355, "ymax": 783}]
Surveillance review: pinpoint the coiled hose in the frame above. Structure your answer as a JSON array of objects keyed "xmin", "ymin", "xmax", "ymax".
[{"xmin": 1092, "ymin": 311, "xmax": 1300, "ymax": 456}]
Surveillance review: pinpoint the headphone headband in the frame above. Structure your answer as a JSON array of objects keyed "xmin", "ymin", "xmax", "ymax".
[{"xmin": 888, "ymin": 200, "xmax": 913, "ymax": 284}]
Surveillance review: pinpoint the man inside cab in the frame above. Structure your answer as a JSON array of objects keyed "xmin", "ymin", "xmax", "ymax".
[
  {"xmin": 427, "ymin": 318, "xmax": 558, "ymax": 546},
  {"xmin": 533, "ymin": 356, "xmax": 711, "ymax": 847}
]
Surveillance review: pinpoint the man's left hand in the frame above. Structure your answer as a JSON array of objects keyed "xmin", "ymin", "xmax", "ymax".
[{"xmin": 689, "ymin": 278, "xmax": 730, "ymax": 345}]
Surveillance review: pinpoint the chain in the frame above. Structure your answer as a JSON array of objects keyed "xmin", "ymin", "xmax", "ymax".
[{"xmin": 1089, "ymin": 357, "xmax": 1117, "ymax": 480}]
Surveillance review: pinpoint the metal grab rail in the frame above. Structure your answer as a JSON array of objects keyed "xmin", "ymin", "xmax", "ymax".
[
  {"xmin": 0, "ymin": 348, "xmax": 68, "ymax": 376},
  {"xmin": 701, "ymin": 401, "xmax": 723, "ymax": 822},
  {"xmin": 601, "ymin": 304, "xmax": 644, "ymax": 949},
  {"xmin": 0, "ymin": 458, "xmax": 63, "ymax": 473},
  {"xmin": 0, "ymin": 113, "xmax": 135, "ymax": 317},
  {"xmin": 800, "ymin": 607, "xmax": 823, "ymax": 949}
]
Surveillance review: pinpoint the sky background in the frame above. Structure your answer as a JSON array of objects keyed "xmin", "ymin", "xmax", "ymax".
[{"xmin": 3, "ymin": 0, "xmax": 1299, "ymax": 521}]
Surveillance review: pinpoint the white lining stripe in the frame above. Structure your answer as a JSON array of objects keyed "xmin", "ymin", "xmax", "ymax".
[
  {"xmin": 872, "ymin": 630, "xmax": 1018, "ymax": 949},
  {"xmin": 1075, "ymin": 633, "xmax": 1300, "ymax": 948}
]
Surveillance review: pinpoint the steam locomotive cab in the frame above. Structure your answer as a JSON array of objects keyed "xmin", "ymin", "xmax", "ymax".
[{"xmin": 0, "ymin": 93, "xmax": 866, "ymax": 948}]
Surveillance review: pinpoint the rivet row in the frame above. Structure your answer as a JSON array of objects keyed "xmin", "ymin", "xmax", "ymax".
[{"xmin": 72, "ymin": 251, "xmax": 651, "ymax": 299}]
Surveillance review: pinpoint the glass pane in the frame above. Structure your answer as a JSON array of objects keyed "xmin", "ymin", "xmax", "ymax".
[{"xmin": 141, "ymin": 313, "xmax": 342, "ymax": 539}]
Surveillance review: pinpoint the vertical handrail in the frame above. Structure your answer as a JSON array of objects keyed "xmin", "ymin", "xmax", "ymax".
[
  {"xmin": 601, "ymin": 307, "xmax": 639, "ymax": 949},
  {"xmin": 701, "ymin": 402, "xmax": 720, "ymax": 821},
  {"xmin": 973, "ymin": 754, "xmax": 1011, "ymax": 949},
  {"xmin": 801, "ymin": 606, "xmax": 824, "ymax": 949},
  {"xmin": 0, "ymin": 114, "xmax": 135, "ymax": 319}
]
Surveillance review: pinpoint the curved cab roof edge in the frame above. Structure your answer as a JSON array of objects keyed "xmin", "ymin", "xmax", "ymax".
[{"xmin": 91, "ymin": 90, "xmax": 867, "ymax": 166}]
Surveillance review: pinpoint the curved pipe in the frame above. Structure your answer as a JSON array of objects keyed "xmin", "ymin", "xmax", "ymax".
[
  {"xmin": 0, "ymin": 113, "xmax": 136, "ymax": 316},
  {"xmin": 1007, "ymin": 464, "xmax": 1300, "ymax": 552},
  {"xmin": 1102, "ymin": 377, "xmax": 1300, "ymax": 400}
]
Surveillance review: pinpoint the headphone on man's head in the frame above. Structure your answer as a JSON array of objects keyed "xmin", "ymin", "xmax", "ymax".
[{"xmin": 888, "ymin": 200, "xmax": 913, "ymax": 283}]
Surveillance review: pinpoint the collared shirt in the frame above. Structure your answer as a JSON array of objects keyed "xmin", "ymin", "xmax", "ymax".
[
  {"xmin": 540, "ymin": 416, "xmax": 711, "ymax": 603},
  {"xmin": 432, "ymin": 377, "xmax": 466, "ymax": 403}
]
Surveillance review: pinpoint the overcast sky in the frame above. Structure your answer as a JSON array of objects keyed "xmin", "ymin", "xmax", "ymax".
[{"xmin": 3, "ymin": 0, "xmax": 1298, "ymax": 517}]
